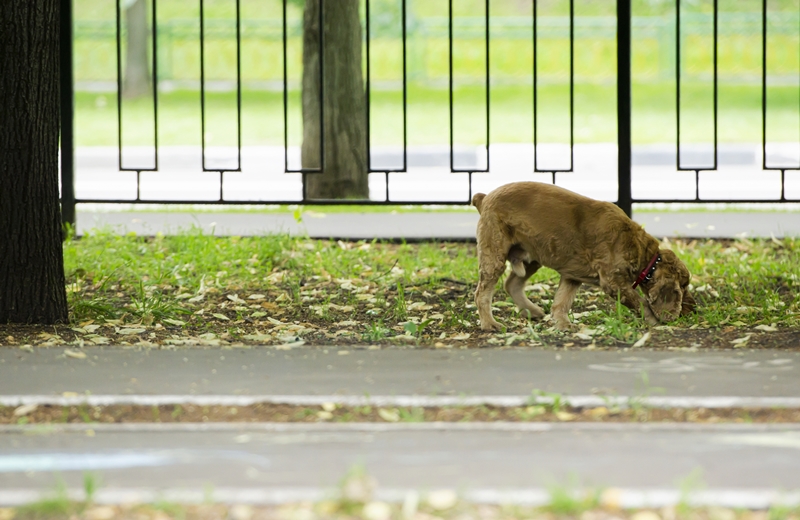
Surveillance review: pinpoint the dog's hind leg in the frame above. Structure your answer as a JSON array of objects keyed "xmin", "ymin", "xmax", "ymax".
[
  {"xmin": 504, "ymin": 261, "xmax": 545, "ymax": 320},
  {"xmin": 551, "ymin": 277, "xmax": 581, "ymax": 331},
  {"xmin": 474, "ymin": 225, "xmax": 508, "ymax": 332}
]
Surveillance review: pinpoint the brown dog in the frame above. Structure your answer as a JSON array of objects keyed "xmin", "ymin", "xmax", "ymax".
[{"xmin": 472, "ymin": 182, "xmax": 695, "ymax": 331}]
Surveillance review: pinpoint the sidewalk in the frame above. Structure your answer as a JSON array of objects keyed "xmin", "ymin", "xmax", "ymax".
[
  {"xmin": 76, "ymin": 209, "xmax": 800, "ymax": 239},
  {"xmin": 3, "ymin": 347, "xmax": 797, "ymax": 401}
]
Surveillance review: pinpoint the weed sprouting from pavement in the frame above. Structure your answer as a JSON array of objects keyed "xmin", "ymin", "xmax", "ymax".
[
  {"xmin": 544, "ymin": 478, "xmax": 602, "ymax": 515},
  {"xmin": 83, "ymin": 473, "xmax": 100, "ymax": 503}
]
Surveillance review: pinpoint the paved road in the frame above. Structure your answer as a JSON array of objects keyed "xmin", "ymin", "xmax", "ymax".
[
  {"xmin": 2, "ymin": 423, "xmax": 800, "ymax": 506},
  {"xmin": 77, "ymin": 210, "xmax": 800, "ymax": 239},
  {"xmin": 1, "ymin": 347, "xmax": 797, "ymax": 400},
  {"xmin": 3, "ymin": 347, "xmax": 800, "ymax": 507}
]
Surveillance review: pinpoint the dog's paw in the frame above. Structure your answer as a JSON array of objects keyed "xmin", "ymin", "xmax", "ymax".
[
  {"xmin": 519, "ymin": 304, "xmax": 545, "ymax": 320},
  {"xmin": 480, "ymin": 320, "xmax": 505, "ymax": 332},
  {"xmin": 553, "ymin": 320, "xmax": 578, "ymax": 333}
]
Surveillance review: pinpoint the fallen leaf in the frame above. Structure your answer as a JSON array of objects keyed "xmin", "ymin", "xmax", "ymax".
[
  {"xmin": 588, "ymin": 406, "xmax": 610, "ymax": 418},
  {"xmin": 13, "ymin": 404, "xmax": 38, "ymax": 417},
  {"xmin": 162, "ymin": 318, "xmax": 185, "ymax": 327},
  {"xmin": 64, "ymin": 349, "xmax": 87, "ymax": 360},
  {"xmin": 451, "ymin": 333, "xmax": 470, "ymax": 340},
  {"xmin": 212, "ymin": 313, "xmax": 230, "ymax": 321},
  {"xmin": 83, "ymin": 506, "xmax": 116, "ymax": 520},
  {"xmin": 427, "ymin": 490, "xmax": 458, "ymax": 511},
  {"xmin": 248, "ymin": 294, "xmax": 266, "ymax": 300},
  {"xmin": 250, "ymin": 311, "xmax": 267, "ymax": 318},
  {"xmin": 755, "ymin": 324, "xmax": 777, "ymax": 332},
  {"xmin": 227, "ymin": 294, "xmax": 246, "ymax": 304},
  {"xmin": 243, "ymin": 334, "xmax": 272, "ymax": 341},
  {"xmin": 632, "ymin": 332, "xmax": 651, "ymax": 348},
  {"xmin": 261, "ymin": 302, "xmax": 280, "ymax": 311},
  {"xmin": 730, "ymin": 334, "xmax": 752, "ymax": 347},
  {"xmin": 362, "ymin": 501, "xmax": 392, "ymax": 520},
  {"xmin": 275, "ymin": 341, "xmax": 305, "ymax": 350},
  {"xmin": 116, "ymin": 328, "xmax": 146, "ymax": 335},
  {"xmin": 556, "ymin": 411, "xmax": 576, "ymax": 421},
  {"xmin": 378, "ymin": 408, "xmax": 400, "ymax": 422},
  {"xmin": 335, "ymin": 320, "xmax": 358, "ymax": 327}
]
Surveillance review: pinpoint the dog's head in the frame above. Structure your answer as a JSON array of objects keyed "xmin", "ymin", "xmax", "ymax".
[{"xmin": 642, "ymin": 249, "xmax": 696, "ymax": 323}]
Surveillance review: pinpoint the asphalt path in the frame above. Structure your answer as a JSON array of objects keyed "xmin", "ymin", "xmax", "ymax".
[
  {"xmin": 2, "ymin": 423, "xmax": 800, "ymax": 506},
  {"xmin": 3, "ymin": 347, "xmax": 800, "ymax": 507},
  {"xmin": 76, "ymin": 210, "xmax": 800, "ymax": 239},
  {"xmin": 1, "ymin": 347, "xmax": 797, "ymax": 400}
]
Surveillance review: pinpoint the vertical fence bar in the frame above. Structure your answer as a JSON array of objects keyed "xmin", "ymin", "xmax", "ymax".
[
  {"xmin": 401, "ymin": 0, "xmax": 408, "ymax": 173},
  {"xmin": 449, "ymin": 0, "xmax": 489, "ymax": 175},
  {"xmin": 763, "ymin": 0, "xmax": 800, "ymax": 174},
  {"xmin": 617, "ymin": 0, "xmax": 632, "ymax": 217},
  {"xmin": 283, "ymin": 0, "xmax": 323, "ymax": 175},
  {"xmin": 116, "ymin": 0, "xmax": 123, "ymax": 172},
  {"xmin": 116, "ymin": 0, "xmax": 158, "ymax": 176},
  {"xmin": 676, "ymin": 0, "xmax": 717, "ymax": 174},
  {"xmin": 151, "ymin": 0, "xmax": 159, "ymax": 172},
  {"xmin": 200, "ymin": 0, "xmax": 241, "ymax": 173},
  {"xmin": 367, "ymin": 0, "xmax": 408, "ymax": 175},
  {"xmin": 60, "ymin": 0, "xmax": 76, "ymax": 228},
  {"xmin": 533, "ymin": 0, "xmax": 574, "ymax": 178},
  {"xmin": 366, "ymin": 0, "xmax": 372, "ymax": 172}
]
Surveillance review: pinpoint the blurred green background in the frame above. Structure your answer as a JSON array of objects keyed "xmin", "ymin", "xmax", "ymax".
[{"xmin": 73, "ymin": 0, "xmax": 800, "ymax": 147}]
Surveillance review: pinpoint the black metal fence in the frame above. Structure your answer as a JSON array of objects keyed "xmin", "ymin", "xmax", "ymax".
[{"xmin": 59, "ymin": 0, "xmax": 800, "ymax": 226}]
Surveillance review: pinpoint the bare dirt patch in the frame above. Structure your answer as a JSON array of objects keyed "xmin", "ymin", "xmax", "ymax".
[{"xmin": 5, "ymin": 403, "xmax": 800, "ymax": 425}]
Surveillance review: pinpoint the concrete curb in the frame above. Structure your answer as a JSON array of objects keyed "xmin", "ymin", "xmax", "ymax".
[
  {"xmin": 3, "ymin": 421, "xmax": 800, "ymax": 434},
  {"xmin": 4, "ymin": 394, "xmax": 800, "ymax": 409},
  {"xmin": 1, "ymin": 486, "xmax": 799, "ymax": 508}
]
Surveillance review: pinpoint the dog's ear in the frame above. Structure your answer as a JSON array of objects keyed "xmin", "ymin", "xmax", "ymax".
[
  {"xmin": 472, "ymin": 193, "xmax": 486, "ymax": 214},
  {"xmin": 680, "ymin": 287, "xmax": 696, "ymax": 316}
]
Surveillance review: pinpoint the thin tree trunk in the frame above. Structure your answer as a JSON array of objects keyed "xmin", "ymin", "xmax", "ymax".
[
  {"xmin": 0, "ymin": 0, "xmax": 69, "ymax": 324},
  {"xmin": 301, "ymin": 0, "xmax": 368, "ymax": 199},
  {"xmin": 124, "ymin": 0, "xmax": 151, "ymax": 98}
]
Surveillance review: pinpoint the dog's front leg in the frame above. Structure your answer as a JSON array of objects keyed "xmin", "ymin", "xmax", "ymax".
[
  {"xmin": 551, "ymin": 277, "xmax": 581, "ymax": 331},
  {"xmin": 600, "ymin": 279, "xmax": 659, "ymax": 326}
]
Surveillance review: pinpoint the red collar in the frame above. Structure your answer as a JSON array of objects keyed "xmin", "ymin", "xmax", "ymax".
[{"xmin": 632, "ymin": 252, "xmax": 661, "ymax": 289}]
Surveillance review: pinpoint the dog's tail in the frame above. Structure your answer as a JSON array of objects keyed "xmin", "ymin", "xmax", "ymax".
[{"xmin": 471, "ymin": 193, "xmax": 487, "ymax": 214}]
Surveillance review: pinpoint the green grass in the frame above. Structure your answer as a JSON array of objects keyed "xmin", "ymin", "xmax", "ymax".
[
  {"xmin": 49, "ymin": 229, "xmax": 800, "ymax": 349},
  {"xmin": 75, "ymin": 83, "xmax": 800, "ymax": 147}
]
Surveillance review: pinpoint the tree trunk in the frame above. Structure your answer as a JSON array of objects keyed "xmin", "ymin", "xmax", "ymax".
[
  {"xmin": 124, "ymin": 0, "xmax": 151, "ymax": 98},
  {"xmin": 0, "ymin": 0, "xmax": 69, "ymax": 324},
  {"xmin": 301, "ymin": 0, "xmax": 368, "ymax": 199}
]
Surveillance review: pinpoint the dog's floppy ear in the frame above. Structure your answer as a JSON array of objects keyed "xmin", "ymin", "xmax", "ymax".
[
  {"xmin": 680, "ymin": 288, "xmax": 696, "ymax": 316},
  {"xmin": 472, "ymin": 193, "xmax": 486, "ymax": 214}
]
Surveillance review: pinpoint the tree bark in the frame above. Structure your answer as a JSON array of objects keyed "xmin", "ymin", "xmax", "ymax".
[
  {"xmin": 301, "ymin": 0, "xmax": 369, "ymax": 199},
  {"xmin": 123, "ymin": 0, "xmax": 151, "ymax": 98},
  {"xmin": 0, "ymin": 0, "xmax": 69, "ymax": 324}
]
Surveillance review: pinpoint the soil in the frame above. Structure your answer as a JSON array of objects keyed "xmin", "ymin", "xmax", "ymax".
[
  {"xmin": 2, "ymin": 322, "xmax": 800, "ymax": 351},
  {"xmin": 5, "ymin": 403, "xmax": 800, "ymax": 425},
  {"xmin": 7, "ymin": 503, "xmax": 796, "ymax": 520}
]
